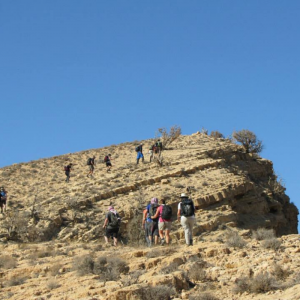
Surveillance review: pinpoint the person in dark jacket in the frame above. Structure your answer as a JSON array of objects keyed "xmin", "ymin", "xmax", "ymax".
[
  {"xmin": 102, "ymin": 206, "xmax": 121, "ymax": 246},
  {"xmin": 64, "ymin": 163, "xmax": 73, "ymax": 182}
]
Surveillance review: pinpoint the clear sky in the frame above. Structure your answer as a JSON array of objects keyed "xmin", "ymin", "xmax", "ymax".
[{"xmin": 0, "ymin": 1, "xmax": 299, "ymax": 229}]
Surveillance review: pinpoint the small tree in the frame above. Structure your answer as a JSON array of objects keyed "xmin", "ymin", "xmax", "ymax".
[
  {"xmin": 157, "ymin": 125, "xmax": 181, "ymax": 149},
  {"xmin": 232, "ymin": 130, "xmax": 263, "ymax": 153}
]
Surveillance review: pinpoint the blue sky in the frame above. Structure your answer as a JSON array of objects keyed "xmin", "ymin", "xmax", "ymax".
[{"xmin": 0, "ymin": 1, "xmax": 299, "ymax": 228}]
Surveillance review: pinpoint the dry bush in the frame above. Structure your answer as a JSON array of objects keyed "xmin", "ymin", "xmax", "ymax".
[
  {"xmin": 6, "ymin": 275, "xmax": 28, "ymax": 287},
  {"xmin": 210, "ymin": 131, "xmax": 224, "ymax": 139},
  {"xmin": 0, "ymin": 255, "xmax": 17, "ymax": 269},
  {"xmin": 233, "ymin": 272, "xmax": 277, "ymax": 294},
  {"xmin": 73, "ymin": 255, "xmax": 129, "ymax": 281},
  {"xmin": 47, "ymin": 278, "xmax": 61, "ymax": 289},
  {"xmin": 261, "ymin": 238, "xmax": 281, "ymax": 250},
  {"xmin": 73, "ymin": 255, "xmax": 94, "ymax": 276},
  {"xmin": 190, "ymin": 292, "xmax": 219, "ymax": 300},
  {"xmin": 252, "ymin": 228, "xmax": 275, "ymax": 241},
  {"xmin": 139, "ymin": 285, "xmax": 176, "ymax": 300},
  {"xmin": 121, "ymin": 270, "xmax": 145, "ymax": 287},
  {"xmin": 187, "ymin": 262, "xmax": 207, "ymax": 282},
  {"xmin": 160, "ymin": 261, "xmax": 181, "ymax": 274},
  {"xmin": 268, "ymin": 175, "xmax": 286, "ymax": 194},
  {"xmin": 232, "ymin": 129, "xmax": 263, "ymax": 153},
  {"xmin": 272, "ymin": 263, "xmax": 290, "ymax": 280},
  {"xmin": 225, "ymin": 230, "xmax": 246, "ymax": 248},
  {"xmin": 157, "ymin": 125, "xmax": 181, "ymax": 149}
]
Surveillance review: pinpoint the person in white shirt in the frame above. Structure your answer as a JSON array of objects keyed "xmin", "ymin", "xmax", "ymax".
[{"xmin": 177, "ymin": 193, "xmax": 196, "ymax": 246}]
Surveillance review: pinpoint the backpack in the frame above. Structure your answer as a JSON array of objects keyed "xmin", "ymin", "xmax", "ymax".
[
  {"xmin": 87, "ymin": 158, "xmax": 92, "ymax": 165},
  {"xmin": 181, "ymin": 199, "xmax": 194, "ymax": 217},
  {"xmin": 109, "ymin": 212, "xmax": 120, "ymax": 228},
  {"xmin": 104, "ymin": 156, "xmax": 109, "ymax": 162},
  {"xmin": 161, "ymin": 205, "xmax": 172, "ymax": 220},
  {"xmin": 149, "ymin": 204, "xmax": 159, "ymax": 219},
  {"xmin": 135, "ymin": 146, "xmax": 141, "ymax": 152},
  {"xmin": 156, "ymin": 141, "xmax": 162, "ymax": 148}
]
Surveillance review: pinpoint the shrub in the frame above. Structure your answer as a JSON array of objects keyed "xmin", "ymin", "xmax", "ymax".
[
  {"xmin": 188, "ymin": 262, "xmax": 206, "ymax": 282},
  {"xmin": 160, "ymin": 262, "xmax": 180, "ymax": 274},
  {"xmin": 210, "ymin": 131, "xmax": 224, "ymax": 139},
  {"xmin": 232, "ymin": 129, "xmax": 263, "ymax": 153},
  {"xmin": 272, "ymin": 263, "xmax": 290, "ymax": 280},
  {"xmin": 225, "ymin": 230, "xmax": 246, "ymax": 248},
  {"xmin": 47, "ymin": 278, "xmax": 60, "ymax": 289},
  {"xmin": 268, "ymin": 175, "xmax": 286, "ymax": 194},
  {"xmin": 157, "ymin": 125, "xmax": 181, "ymax": 149},
  {"xmin": 253, "ymin": 228, "xmax": 275, "ymax": 241},
  {"xmin": 6, "ymin": 275, "xmax": 27, "ymax": 287},
  {"xmin": 190, "ymin": 292, "xmax": 219, "ymax": 300},
  {"xmin": 73, "ymin": 255, "xmax": 94, "ymax": 276},
  {"xmin": 139, "ymin": 285, "xmax": 176, "ymax": 300},
  {"xmin": 249, "ymin": 272, "xmax": 276, "ymax": 293},
  {"xmin": 233, "ymin": 272, "xmax": 277, "ymax": 294},
  {"xmin": 0, "ymin": 255, "xmax": 17, "ymax": 269},
  {"xmin": 261, "ymin": 238, "xmax": 281, "ymax": 250}
]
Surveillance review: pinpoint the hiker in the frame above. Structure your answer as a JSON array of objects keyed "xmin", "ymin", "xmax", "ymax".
[
  {"xmin": 0, "ymin": 187, "xmax": 7, "ymax": 214},
  {"xmin": 87, "ymin": 156, "xmax": 96, "ymax": 177},
  {"xmin": 143, "ymin": 198, "xmax": 159, "ymax": 247},
  {"xmin": 104, "ymin": 154, "xmax": 112, "ymax": 172},
  {"xmin": 177, "ymin": 193, "xmax": 196, "ymax": 246},
  {"xmin": 142, "ymin": 203, "xmax": 151, "ymax": 245},
  {"xmin": 64, "ymin": 163, "xmax": 73, "ymax": 182},
  {"xmin": 102, "ymin": 206, "xmax": 121, "ymax": 246},
  {"xmin": 151, "ymin": 199, "xmax": 172, "ymax": 245},
  {"xmin": 149, "ymin": 144, "xmax": 155, "ymax": 162},
  {"xmin": 155, "ymin": 139, "xmax": 163, "ymax": 153},
  {"xmin": 135, "ymin": 143, "xmax": 144, "ymax": 164}
]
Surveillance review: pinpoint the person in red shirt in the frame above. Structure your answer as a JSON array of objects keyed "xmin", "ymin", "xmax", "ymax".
[{"xmin": 151, "ymin": 199, "xmax": 172, "ymax": 245}]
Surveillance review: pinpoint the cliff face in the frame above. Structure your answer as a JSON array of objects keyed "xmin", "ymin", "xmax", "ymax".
[{"xmin": 0, "ymin": 133, "xmax": 297, "ymax": 242}]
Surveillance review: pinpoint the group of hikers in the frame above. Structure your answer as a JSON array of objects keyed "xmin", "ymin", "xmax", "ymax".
[
  {"xmin": 63, "ymin": 140, "xmax": 163, "ymax": 182},
  {"xmin": 102, "ymin": 193, "xmax": 196, "ymax": 247}
]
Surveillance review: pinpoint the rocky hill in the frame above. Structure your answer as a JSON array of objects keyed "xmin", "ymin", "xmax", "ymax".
[{"xmin": 0, "ymin": 132, "xmax": 299, "ymax": 300}]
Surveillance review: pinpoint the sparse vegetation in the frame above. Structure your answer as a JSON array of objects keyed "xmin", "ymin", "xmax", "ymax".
[
  {"xmin": 268, "ymin": 175, "xmax": 286, "ymax": 194},
  {"xmin": 73, "ymin": 255, "xmax": 129, "ymax": 281},
  {"xmin": 47, "ymin": 278, "xmax": 61, "ymax": 289},
  {"xmin": 190, "ymin": 292, "xmax": 219, "ymax": 300},
  {"xmin": 187, "ymin": 262, "xmax": 207, "ymax": 282},
  {"xmin": 210, "ymin": 131, "xmax": 224, "ymax": 139},
  {"xmin": 232, "ymin": 129, "xmax": 263, "ymax": 153},
  {"xmin": 157, "ymin": 125, "xmax": 181, "ymax": 149},
  {"xmin": 225, "ymin": 230, "xmax": 246, "ymax": 248},
  {"xmin": 0, "ymin": 255, "xmax": 17, "ymax": 269},
  {"xmin": 261, "ymin": 237, "xmax": 281, "ymax": 250},
  {"xmin": 233, "ymin": 272, "xmax": 277, "ymax": 294},
  {"xmin": 253, "ymin": 228, "xmax": 275, "ymax": 240},
  {"xmin": 6, "ymin": 275, "xmax": 28, "ymax": 287}
]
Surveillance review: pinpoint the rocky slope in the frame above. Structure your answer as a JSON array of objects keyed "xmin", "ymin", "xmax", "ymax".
[{"xmin": 0, "ymin": 132, "xmax": 299, "ymax": 300}]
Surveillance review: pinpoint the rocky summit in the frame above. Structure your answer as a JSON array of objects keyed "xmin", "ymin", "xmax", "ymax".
[{"xmin": 0, "ymin": 132, "xmax": 299, "ymax": 300}]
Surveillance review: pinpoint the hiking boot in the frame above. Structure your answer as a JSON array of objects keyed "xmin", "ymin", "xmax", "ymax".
[
  {"xmin": 190, "ymin": 239, "xmax": 193, "ymax": 246},
  {"xmin": 160, "ymin": 238, "xmax": 165, "ymax": 246},
  {"xmin": 148, "ymin": 241, "xmax": 152, "ymax": 248}
]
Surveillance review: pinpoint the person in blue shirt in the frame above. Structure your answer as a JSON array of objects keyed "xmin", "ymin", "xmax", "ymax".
[
  {"xmin": 0, "ymin": 187, "xmax": 7, "ymax": 214},
  {"xmin": 142, "ymin": 198, "xmax": 159, "ymax": 247}
]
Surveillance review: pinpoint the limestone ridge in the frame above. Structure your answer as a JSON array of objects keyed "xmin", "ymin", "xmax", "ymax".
[{"xmin": 0, "ymin": 133, "xmax": 298, "ymax": 242}]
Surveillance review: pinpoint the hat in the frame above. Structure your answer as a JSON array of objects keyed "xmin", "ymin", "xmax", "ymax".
[
  {"xmin": 151, "ymin": 197, "xmax": 158, "ymax": 204},
  {"xmin": 180, "ymin": 193, "xmax": 188, "ymax": 198}
]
